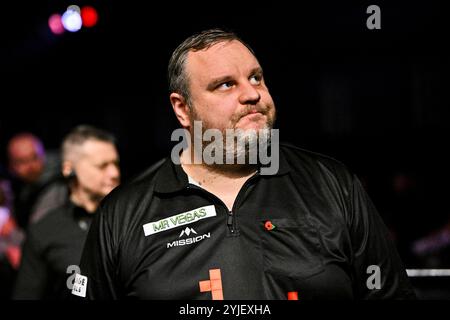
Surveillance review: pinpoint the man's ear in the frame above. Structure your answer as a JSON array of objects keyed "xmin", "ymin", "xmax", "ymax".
[
  {"xmin": 170, "ymin": 93, "xmax": 191, "ymax": 128},
  {"xmin": 62, "ymin": 160, "xmax": 74, "ymax": 178}
]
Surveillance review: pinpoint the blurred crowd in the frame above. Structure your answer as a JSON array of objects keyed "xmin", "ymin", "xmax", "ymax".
[{"xmin": 1, "ymin": 125, "xmax": 120, "ymax": 299}]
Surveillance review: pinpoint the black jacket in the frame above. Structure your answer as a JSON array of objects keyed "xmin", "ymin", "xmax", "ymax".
[
  {"xmin": 77, "ymin": 144, "xmax": 416, "ymax": 299},
  {"xmin": 13, "ymin": 201, "xmax": 93, "ymax": 299}
]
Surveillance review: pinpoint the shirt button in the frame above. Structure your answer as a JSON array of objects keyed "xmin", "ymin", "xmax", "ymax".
[{"xmin": 78, "ymin": 220, "xmax": 88, "ymax": 231}]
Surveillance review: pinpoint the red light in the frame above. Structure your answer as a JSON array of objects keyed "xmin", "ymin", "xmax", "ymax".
[{"xmin": 81, "ymin": 6, "xmax": 98, "ymax": 28}]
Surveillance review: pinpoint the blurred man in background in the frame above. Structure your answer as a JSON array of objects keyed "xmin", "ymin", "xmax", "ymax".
[
  {"xmin": 7, "ymin": 133, "xmax": 67, "ymax": 229},
  {"xmin": 13, "ymin": 125, "xmax": 120, "ymax": 299}
]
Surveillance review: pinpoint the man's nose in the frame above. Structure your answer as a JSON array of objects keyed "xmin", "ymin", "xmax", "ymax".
[
  {"xmin": 238, "ymin": 81, "xmax": 261, "ymax": 105},
  {"xmin": 107, "ymin": 163, "xmax": 120, "ymax": 181}
]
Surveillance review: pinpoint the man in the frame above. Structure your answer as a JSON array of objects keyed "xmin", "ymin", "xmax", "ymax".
[
  {"xmin": 13, "ymin": 125, "xmax": 120, "ymax": 299},
  {"xmin": 7, "ymin": 134, "xmax": 47, "ymax": 185},
  {"xmin": 7, "ymin": 133, "xmax": 66, "ymax": 229},
  {"xmin": 76, "ymin": 29, "xmax": 415, "ymax": 299}
]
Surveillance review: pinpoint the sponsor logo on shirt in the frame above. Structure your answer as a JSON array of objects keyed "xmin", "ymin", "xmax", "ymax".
[
  {"xmin": 179, "ymin": 227, "xmax": 197, "ymax": 237},
  {"xmin": 199, "ymin": 268, "xmax": 223, "ymax": 300},
  {"xmin": 143, "ymin": 205, "xmax": 216, "ymax": 236},
  {"xmin": 166, "ymin": 227, "xmax": 211, "ymax": 248}
]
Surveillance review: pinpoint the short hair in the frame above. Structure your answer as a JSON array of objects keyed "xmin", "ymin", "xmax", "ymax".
[
  {"xmin": 168, "ymin": 28, "xmax": 255, "ymax": 106},
  {"xmin": 62, "ymin": 125, "xmax": 116, "ymax": 162}
]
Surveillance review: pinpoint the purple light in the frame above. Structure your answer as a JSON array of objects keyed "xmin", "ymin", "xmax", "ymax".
[{"xmin": 48, "ymin": 14, "xmax": 64, "ymax": 35}]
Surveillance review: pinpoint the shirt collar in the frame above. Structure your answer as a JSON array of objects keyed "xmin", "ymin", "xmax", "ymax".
[
  {"xmin": 154, "ymin": 159, "xmax": 189, "ymax": 194},
  {"xmin": 67, "ymin": 200, "xmax": 95, "ymax": 220},
  {"xmin": 154, "ymin": 146, "xmax": 291, "ymax": 194}
]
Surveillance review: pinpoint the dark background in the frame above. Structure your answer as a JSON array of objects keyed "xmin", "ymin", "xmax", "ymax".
[{"xmin": 1, "ymin": 1, "xmax": 449, "ymax": 270}]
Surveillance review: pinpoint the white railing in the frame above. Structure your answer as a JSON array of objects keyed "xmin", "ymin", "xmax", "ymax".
[{"xmin": 406, "ymin": 269, "xmax": 450, "ymax": 277}]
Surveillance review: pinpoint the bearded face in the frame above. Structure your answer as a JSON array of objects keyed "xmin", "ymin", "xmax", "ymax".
[{"xmin": 183, "ymin": 40, "xmax": 277, "ymax": 165}]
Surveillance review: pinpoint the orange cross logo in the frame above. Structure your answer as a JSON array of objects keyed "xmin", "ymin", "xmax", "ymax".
[{"xmin": 199, "ymin": 268, "xmax": 223, "ymax": 300}]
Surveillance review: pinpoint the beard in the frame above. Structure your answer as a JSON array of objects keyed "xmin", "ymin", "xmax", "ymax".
[{"xmin": 189, "ymin": 104, "xmax": 276, "ymax": 165}]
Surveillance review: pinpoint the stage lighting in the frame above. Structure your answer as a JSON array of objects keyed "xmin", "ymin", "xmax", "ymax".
[
  {"xmin": 61, "ymin": 7, "xmax": 82, "ymax": 32},
  {"xmin": 48, "ymin": 14, "xmax": 64, "ymax": 35},
  {"xmin": 81, "ymin": 6, "xmax": 98, "ymax": 28}
]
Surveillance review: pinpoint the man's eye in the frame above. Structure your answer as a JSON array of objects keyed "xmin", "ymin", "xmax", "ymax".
[
  {"xmin": 96, "ymin": 163, "xmax": 110, "ymax": 170},
  {"xmin": 250, "ymin": 75, "xmax": 262, "ymax": 85},
  {"xmin": 218, "ymin": 82, "xmax": 233, "ymax": 90}
]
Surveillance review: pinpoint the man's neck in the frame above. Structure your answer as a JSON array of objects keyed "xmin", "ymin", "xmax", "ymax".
[
  {"xmin": 180, "ymin": 148, "xmax": 257, "ymax": 183},
  {"xmin": 70, "ymin": 188, "xmax": 100, "ymax": 213},
  {"xmin": 180, "ymin": 148, "xmax": 257, "ymax": 211}
]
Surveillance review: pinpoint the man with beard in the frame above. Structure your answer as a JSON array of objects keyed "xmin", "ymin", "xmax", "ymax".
[{"xmin": 75, "ymin": 29, "xmax": 415, "ymax": 300}]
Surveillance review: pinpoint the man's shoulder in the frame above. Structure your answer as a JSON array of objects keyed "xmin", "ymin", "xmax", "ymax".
[
  {"xmin": 27, "ymin": 202, "xmax": 72, "ymax": 243},
  {"xmin": 280, "ymin": 142, "xmax": 350, "ymax": 174},
  {"xmin": 128, "ymin": 158, "xmax": 168, "ymax": 185},
  {"xmin": 95, "ymin": 158, "xmax": 168, "ymax": 234},
  {"xmin": 101, "ymin": 158, "xmax": 167, "ymax": 208},
  {"xmin": 31, "ymin": 178, "xmax": 69, "ymax": 223}
]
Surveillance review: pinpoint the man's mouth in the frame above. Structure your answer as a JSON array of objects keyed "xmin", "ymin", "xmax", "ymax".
[{"xmin": 241, "ymin": 111, "xmax": 264, "ymax": 119}]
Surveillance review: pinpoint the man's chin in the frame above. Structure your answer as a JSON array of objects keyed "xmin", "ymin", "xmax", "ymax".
[
  {"xmin": 235, "ymin": 122, "xmax": 271, "ymax": 132},
  {"xmin": 101, "ymin": 186, "xmax": 118, "ymax": 196}
]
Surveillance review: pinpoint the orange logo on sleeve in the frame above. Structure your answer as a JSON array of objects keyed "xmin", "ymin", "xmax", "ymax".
[{"xmin": 199, "ymin": 268, "xmax": 223, "ymax": 300}]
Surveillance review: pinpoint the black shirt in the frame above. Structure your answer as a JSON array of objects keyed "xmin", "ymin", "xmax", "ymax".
[
  {"xmin": 13, "ymin": 201, "xmax": 93, "ymax": 299},
  {"xmin": 78, "ymin": 144, "xmax": 416, "ymax": 299}
]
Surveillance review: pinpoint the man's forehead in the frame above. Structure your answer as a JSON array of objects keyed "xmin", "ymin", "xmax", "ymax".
[
  {"xmin": 79, "ymin": 140, "xmax": 117, "ymax": 160},
  {"xmin": 186, "ymin": 40, "xmax": 259, "ymax": 76},
  {"xmin": 9, "ymin": 139, "xmax": 39, "ymax": 156}
]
